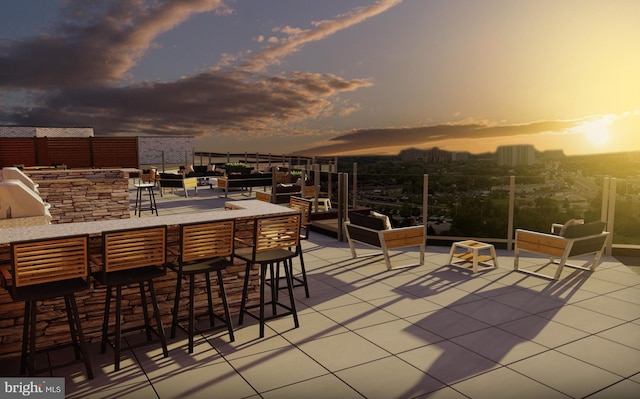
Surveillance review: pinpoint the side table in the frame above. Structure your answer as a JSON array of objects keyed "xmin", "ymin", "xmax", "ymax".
[{"xmin": 448, "ymin": 240, "xmax": 498, "ymax": 272}]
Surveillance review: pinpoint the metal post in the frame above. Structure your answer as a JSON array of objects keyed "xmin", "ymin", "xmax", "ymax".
[
  {"xmin": 507, "ymin": 175, "xmax": 516, "ymax": 250},
  {"xmin": 605, "ymin": 178, "xmax": 616, "ymax": 256},
  {"xmin": 313, "ymin": 163, "xmax": 320, "ymax": 212},
  {"xmin": 352, "ymin": 162, "xmax": 357, "ymax": 209},
  {"xmin": 601, "ymin": 177, "xmax": 610, "ymax": 223},
  {"xmin": 423, "ymin": 174, "xmax": 428, "ymax": 242},
  {"xmin": 338, "ymin": 172, "xmax": 348, "ymax": 241},
  {"xmin": 327, "ymin": 166, "xmax": 333, "ymax": 202}
]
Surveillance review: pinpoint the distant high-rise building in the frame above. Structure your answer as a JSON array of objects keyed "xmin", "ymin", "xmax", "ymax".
[
  {"xmin": 399, "ymin": 147, "xmax": 453, "ymax": 163},
  {"xmin": 496, "ymin": 144, "xmax": 536, "ymax": 166},
  {"xmin": 451, "ymin": 151, "xmax": 470, "ymax": 162},
  {"xmin": 399, "ymin": 148, "xmax": 426, "ymax": 161}
]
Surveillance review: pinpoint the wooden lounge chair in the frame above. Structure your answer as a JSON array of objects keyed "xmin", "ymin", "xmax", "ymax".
[
  {"xmin": 514, "ymin": 220, "xmax": 609, "ymax": 280},
  {"xmin": 344, "ymin": 212, "xmax": 426, "ymax": 270}
]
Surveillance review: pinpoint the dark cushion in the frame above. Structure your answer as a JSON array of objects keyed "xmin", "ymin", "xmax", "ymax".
[
  {"xmin": 349, "ymin": 212, "xmax": 386, "ymax": 231},
  {"xmin": 160, "ymin": 173, "xmax": 183, "ymax": 180},
  {"xmin": 274, "ymin": 184, "xmax": 294, "ymax": 193},
  {"xmin": 563, "ymin": 221, "xmax": 606, "ymax": 239}
]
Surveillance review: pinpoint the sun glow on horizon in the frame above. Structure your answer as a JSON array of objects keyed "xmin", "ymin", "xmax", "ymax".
[{"xmin": 579, "ymin": 117, "xmax": 612, "ymax": 147}]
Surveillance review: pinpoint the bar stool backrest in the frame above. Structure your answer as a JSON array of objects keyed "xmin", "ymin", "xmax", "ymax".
[
  {"xmin": 289, "ymin": 197, "xmax": 312, "ymax": 239},
  {"xmin": 102, "ymin": 226, "xmax": 166, "ymax": 273},
  {"xmin": 181, "ymin": 220, "xmax": 235, "ymax": 263},
  {"xmin": 10, "ymin": 235, "xmax": 89, "ymax": 289},
  {"xmin": 253, "ymin": 214, "xmax": 301, "ymax": 254}
]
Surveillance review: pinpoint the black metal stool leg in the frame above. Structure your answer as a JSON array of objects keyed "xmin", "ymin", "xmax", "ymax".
[
  {"xmin": 148, "ymin": 281, "xmax": 168, "ymax": 358},
  {"xmin": 258, "ymin": 263, "xmax": 268, "ymax": 338},
  {"xmin": 139, "ymin": 282, "xmax": 152, "ymax": 341},
  {"xmin": 238, "ymin": 261, "xmax": 251, "ymax": 326},
  {"xmin": 205, "ymin": 273, "xmax": 215, "ymax": 327},
  {"xmin": 171, "ymin": 272, "xmax": 183, "ymax": 339},
  {"xmin": 114, "ymin": 285, "xmax": 122, "ymax": 371},
  {"xmin": 188, "ymin": 274, "xmax": 196, "ymax": 353},
  {"xmin": 20, "ymin": 301, "xmax": 30, "ymax": 375},
  {"xmin": 64, "ymin": 296, "xmax": 81, "ymax": 360},
  {"xmin": 101, "ymin": 286, "xmax": 112, "ymax": 354},
  {"xmin": 297, "ymin": 245, "xmax": 310, "ymax": 298},
  {"xmin": 269, "ymin": 263, "xmax": 277, "ymax": 316},
  {"xmin": 216, "ymin": 269, "xmax": 235, "ymax": 342},
  {"xmin": 284, "ymin": 259, "xmax": 299, "ymax": 329},
  {"xmin": 68, "ymin": 293, "xmax": 94, "ymax": 379}
]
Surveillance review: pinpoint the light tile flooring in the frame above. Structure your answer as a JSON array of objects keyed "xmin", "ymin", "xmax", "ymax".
[{"xmin": 2, "ymin": 185, "xmax": 639, "ymax": 398}]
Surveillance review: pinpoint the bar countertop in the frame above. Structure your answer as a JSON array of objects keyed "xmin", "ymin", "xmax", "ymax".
[{"xmin": 0, "ymin": 199, "xmax": 295, "ymax": 245}]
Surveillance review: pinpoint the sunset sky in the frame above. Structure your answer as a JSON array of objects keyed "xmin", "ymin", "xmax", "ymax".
[{"xmin": 1, "ymin": 0, "xmax": 639, "ymax": 156}]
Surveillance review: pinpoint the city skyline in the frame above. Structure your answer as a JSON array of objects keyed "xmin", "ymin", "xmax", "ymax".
[{"xmin": 1, "ymin": 0, "xmax": 639, "ymax": 156}]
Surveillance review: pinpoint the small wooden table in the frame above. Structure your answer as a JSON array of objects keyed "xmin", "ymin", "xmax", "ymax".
[{"xmin": 448, "ymin": 240, "xmax": 499, "ymax": 272}]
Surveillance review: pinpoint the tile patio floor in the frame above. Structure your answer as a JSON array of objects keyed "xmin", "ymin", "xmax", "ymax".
[{"xmin": 1, "ymin": 184, "xmax": 639, "ymax": 398}]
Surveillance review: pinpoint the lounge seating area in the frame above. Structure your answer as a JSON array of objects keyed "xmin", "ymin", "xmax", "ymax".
[
  {"xmin": 215, "ymin": 172, "xmax": 273, "ymax": 197},
  {"xmin": 1, "ymin": 186, "xmax": 639, "ymax": 399}
]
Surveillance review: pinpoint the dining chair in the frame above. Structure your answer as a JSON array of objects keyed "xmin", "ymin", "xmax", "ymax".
[
  {"xmin": 234, "ymin": 213, "xmax": 301, "ymax": 338},
  {"xmin": 168, "ymin": 219, "xmax": 235, "ymax": 353},
  {"xmin": 91, "ymin": 225, "xmax": 169, "ymax": 371},
  {"xmin": 0, "ymin": 235, "xmax": 93, "ymax": 379}
]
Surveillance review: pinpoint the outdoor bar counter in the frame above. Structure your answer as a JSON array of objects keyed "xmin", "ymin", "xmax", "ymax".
[{"xmin": 0, "ymin": 199, "xmax": 297, "ymax": 359}]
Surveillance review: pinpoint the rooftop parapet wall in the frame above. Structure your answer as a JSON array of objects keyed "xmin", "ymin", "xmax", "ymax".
[{"xmin": 0, "ymin": 126, "xmax": 94, "ymax": 138}]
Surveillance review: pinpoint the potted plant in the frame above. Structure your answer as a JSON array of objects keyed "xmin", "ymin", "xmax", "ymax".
[
  {"xmin": 224, "ymin": 162, "xmax": 252, "ymax": 175},
  {"xmin": 289, "ymin": 169, "xmax": 303, "ymax": 184}
]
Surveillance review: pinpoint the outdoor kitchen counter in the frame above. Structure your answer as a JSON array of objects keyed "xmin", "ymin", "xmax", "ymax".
[
  {"xmin": 0, "ymin": 199, "xmax": 297, "ymax": 359},
  {"xmin": 0, "ymin": 199, "xmax": 294, "ymax": 245}
]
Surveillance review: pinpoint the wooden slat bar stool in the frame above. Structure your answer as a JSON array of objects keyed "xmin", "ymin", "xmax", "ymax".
[
  {"xmin": 0, "ymin": 235, "xmax": 93, "ymax": 379},
  {"xmin": 235, "ymin": 214, "xmax": 301, "ymax": 338},
  {"xmin": 168, "ymin": 219, "xmax": 236, "ymax": 354},
  {"xmin": 91, "ymin": 226, "xmax": 169, "ymax": 371},
  {"xmin": 275, "ymin": 196, "xmax": 312, "ymax": 298}
]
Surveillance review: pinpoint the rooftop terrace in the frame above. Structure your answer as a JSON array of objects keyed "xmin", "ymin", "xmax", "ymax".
[{"xmin": 1, "ymin": 184, "xmax": 639, "ymax": 398}]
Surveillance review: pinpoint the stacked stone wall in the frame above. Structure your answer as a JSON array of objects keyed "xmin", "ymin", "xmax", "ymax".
[{"xmin": 26, "ymin": 169, "xmax": 131, "ymax": 223}]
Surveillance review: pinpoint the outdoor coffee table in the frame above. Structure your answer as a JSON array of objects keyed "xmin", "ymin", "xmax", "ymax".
[{"xmin": 448, "ymin": 240, "xmax": 499, "ymax": 272}]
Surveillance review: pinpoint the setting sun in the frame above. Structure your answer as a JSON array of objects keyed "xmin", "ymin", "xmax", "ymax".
[{"xmin": 580, "ymin": 118, "xmax": 612, "ymax": 147}]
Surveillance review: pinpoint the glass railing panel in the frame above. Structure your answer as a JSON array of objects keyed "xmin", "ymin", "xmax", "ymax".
[{"xmin": 612, "ymin": 177, "xmax": 640, "ymax": 245}]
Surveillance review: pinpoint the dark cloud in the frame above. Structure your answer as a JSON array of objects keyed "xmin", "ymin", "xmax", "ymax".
[
  {"xmin": 295, "ymin": 120, "xmax": 583, "ymax": 155},
  {"xmin": 0, "ymin": 0, "xmax": 377, "ymax": 139},
  {"xmin": 3, "ymin": 70, "xmax": 371, "ymax": 136},
  {"xmin": 0, "ymin": 0, "xmax": 227, "ymax": 89}
]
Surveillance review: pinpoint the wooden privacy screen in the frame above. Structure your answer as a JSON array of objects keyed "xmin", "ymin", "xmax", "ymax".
[{"xmin": 0, "ymin": 137, "xmax": 138, "ymax": 168}]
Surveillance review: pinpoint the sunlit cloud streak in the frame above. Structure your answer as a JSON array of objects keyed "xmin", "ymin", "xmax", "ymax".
[
  {"xmin": 295, "ymin": 119, "xmax": 586, "ymax": 156},
  {"xmin": 241, "ymin": 0, "xmax": 403, "ymax": 72}
]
